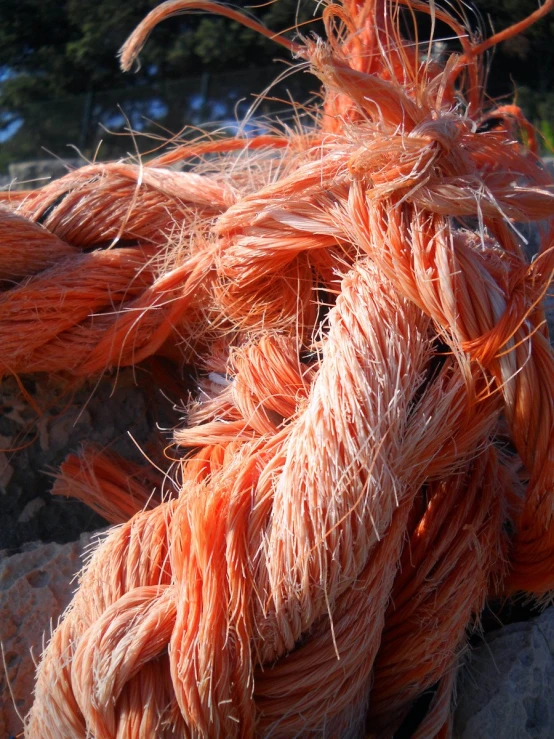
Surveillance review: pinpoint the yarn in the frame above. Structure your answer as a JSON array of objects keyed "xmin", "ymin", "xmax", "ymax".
[{"xmin": 5, "ymin": 0, "xmax": 553, "ymax": 736}]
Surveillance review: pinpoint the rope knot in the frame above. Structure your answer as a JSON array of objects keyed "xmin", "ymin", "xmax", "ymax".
[{"xmin": 347, "ymin": 116, "xmax": 470, "ymax": 200}]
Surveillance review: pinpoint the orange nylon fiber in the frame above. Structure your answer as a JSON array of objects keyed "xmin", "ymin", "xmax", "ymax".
[{"xmin": 7, "ymin": 0, "xmax": 554, "ymax": 736}]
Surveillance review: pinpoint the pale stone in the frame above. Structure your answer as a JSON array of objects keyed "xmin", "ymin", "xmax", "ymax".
[
  {"xmin": 455, "ymin": 607, "xmax": 554, "ymax": 739},
  {"xmin": 0, "ymin": 534, "xmax": 92, "ymax": 737},
  {"xmin": 16, "ymin": 499, "xmax": 46, "ymax": 524}
]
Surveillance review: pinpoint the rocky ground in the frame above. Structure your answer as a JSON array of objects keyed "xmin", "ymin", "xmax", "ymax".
[
  {"xmin": 0, "ymin": 366, "xmax": 186, "ymax": 552},
  {"xmin": 1, "ymin": 533, "xmax": 94, "ymax": 735}
]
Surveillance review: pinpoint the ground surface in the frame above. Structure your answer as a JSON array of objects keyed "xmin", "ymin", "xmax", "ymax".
[{"xmin": 0, "ymin": 366, "xmax": 185, "ymax": 553}]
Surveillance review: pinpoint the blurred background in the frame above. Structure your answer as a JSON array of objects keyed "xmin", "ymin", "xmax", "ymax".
[{"xmin": 1, "ymin": 0, "xmax": 553, "ymax": 187}]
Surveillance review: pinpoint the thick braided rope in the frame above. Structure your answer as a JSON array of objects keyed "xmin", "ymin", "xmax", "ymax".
[{"xmin": 26, "ymin": 261, "xmax": 508, "ymax": 737}]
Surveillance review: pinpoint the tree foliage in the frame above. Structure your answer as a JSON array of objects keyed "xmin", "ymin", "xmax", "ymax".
[
  {"xmin": 1, "ymin": 0, "xmax": 553, "ymax": 170},
  {"xmin": 0, "ymin": 0, "xmax": 321, "ymax": 169},
  {"xmin": 0, "ymin": 0, "xmax": 312, "ymax": 109}
]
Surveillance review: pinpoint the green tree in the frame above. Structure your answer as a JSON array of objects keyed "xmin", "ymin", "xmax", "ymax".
[{"xmin": 0, "ymin": 0, "xmax": 317, "ymax": 169}]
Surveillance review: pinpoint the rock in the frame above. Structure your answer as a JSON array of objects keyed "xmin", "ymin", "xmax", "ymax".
[
  {"xmin": 0, "ymin": 534, "xmax": 93, "ymax": 737},
  {"xmin": 454, "ymin": 607, "xmax": 554, "ymax": 739},
  {"xmin": 16, "ymin": 498, "xmax": 45, "ymax": 524},
  {"xmin": 0, "ymin": 456, "xmax": 14, "ymax": 494}
]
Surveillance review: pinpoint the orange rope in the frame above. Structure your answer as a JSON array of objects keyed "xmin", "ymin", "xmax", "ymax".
[{"xmin": 5, "ymin": 1, "xmax": 552, "ymax": 737}]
